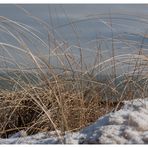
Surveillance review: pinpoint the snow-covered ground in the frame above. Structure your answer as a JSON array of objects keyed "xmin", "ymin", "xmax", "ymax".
[{"xmin": 0, "ymin": 98, "xmax": 148, "ymax": 144}]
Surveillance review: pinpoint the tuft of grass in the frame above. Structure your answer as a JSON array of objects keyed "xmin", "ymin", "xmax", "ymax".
[
  {"xmin": 0, "ymin": 77, "xmax": 121, "ymax": 138},
  {"xmin": 0, "ymin": 6, "xmax": 148, "ymax": 141}
]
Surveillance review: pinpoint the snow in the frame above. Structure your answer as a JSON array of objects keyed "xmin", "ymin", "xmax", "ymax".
[
  {"xmin": 97, "ymin": 98, "xmax": 148, "ymax": 144},
  {"xmin": 0, "ymin": 98, "xmax": 148, "ymax": 144}
]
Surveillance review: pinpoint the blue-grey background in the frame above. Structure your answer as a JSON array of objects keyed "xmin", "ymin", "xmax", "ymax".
[
  {"xmin": 0, "ymin": 4, "xmax": 148, "ymax": 74},
  {"xmin": 0, "ymin": 4, "xmax": 148, "ymax": 44}
]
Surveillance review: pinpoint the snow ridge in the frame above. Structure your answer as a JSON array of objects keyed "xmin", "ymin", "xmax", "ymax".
[{"xmin": 81, "ymin": 98, "xmax": 148, "ymax": 144}]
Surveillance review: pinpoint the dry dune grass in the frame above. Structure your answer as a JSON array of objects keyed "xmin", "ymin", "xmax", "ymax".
[
  {"xmin": 0, "ymin": 5, "xmax": 148, "ymax": 140},
  {"xmin": 0, "ymin": 76, "xmax": 122, "ymax": 138}
]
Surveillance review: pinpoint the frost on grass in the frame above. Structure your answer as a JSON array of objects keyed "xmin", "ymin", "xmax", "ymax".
[{"xmin": 0, "ymin": 98, "xmax": 148, "ymax": 144}]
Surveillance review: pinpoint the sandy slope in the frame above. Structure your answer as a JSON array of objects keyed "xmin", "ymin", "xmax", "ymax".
[{"xmin": 0, "ymin": 98, "xmax": 148, "ymax": 144}]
